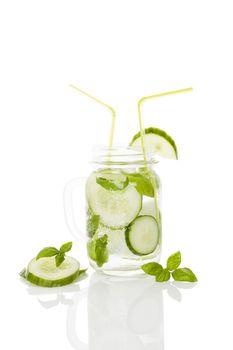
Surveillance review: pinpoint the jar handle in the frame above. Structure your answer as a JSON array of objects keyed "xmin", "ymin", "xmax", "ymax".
[
  {"xmin": 67, "ymin": 288, "xmax": 88, "ymax": 350},
  {"xmin": 63, "ymin": 177, "xmax": 86, "ymax": 243}
]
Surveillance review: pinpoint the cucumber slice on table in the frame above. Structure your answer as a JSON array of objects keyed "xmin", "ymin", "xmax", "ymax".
[
  {"xmin": 86, "ymin": 173, "xmax": 142, "ymax": 229},
  {"xmin": 26, "ymin": 256, "xmax": 80, "ymax": 287},
  {"xmin": 125, "ymin": 215, "xmax": 159, "ymax": 255},
  {"xmin": 129, "ymin": 127, "xmax": 178, "ymax": 159}
]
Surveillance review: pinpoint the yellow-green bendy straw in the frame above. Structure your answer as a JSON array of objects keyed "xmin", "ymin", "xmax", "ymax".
[
  {"xmin": 70, "ymin": 84, "xmax": 116, "ymax": 149},
  {"xmin": 137, "ymin": 87, "xmax": 193, "ymax": 161},
  {"xmin": 137, "ymin": 87, "xmax": 193, "ymax": 226}
]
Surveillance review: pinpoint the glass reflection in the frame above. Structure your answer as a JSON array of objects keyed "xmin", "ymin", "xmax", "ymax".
[
  {"xmin": 22, "ymin": 273, "xmax": 196, "ymax": 349},
  {"xmin": 67, "ymin": 273, "xmax": 164, "ymax": 350}
]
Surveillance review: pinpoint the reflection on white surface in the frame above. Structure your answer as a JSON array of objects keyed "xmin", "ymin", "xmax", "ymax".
[
  {"xmin": 21, "ymin": 277, "xmax": 82, "ymax": 308},
  {"xmin": 67, "ymin": 273, "xmax": 165, "ymax": 350},
  {"xmin": 22, "ymin": 274, "xmax": 197, "ymax": 350}
]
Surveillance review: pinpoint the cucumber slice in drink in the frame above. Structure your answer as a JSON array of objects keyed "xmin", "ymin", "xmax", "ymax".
[
  {"xmin": 86, "ymin": 172, "xmax": 142, "ymax": 228},
  {"xmin": 25, "ymin": 256, "xmax": 80, "ymax": 287},
  {"xmin": 125, "ymin": 215, "xmax": 159, "ymax": 255},
  {"xmin": 129, "ymin": 127, "xmax": 178, "ymax": 159}
]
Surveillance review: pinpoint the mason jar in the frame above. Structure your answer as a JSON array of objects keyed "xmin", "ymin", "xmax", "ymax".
[{"xmin": 85, "ymin": 147, "xmax": 162, "ymax": 276}]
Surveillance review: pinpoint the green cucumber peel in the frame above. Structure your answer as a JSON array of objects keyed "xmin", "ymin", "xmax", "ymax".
[
  {"xmin": 87, "ymin": 234, "xmax": 109, "ymax": 267},
  {"xmin": 19, "ymin": 265, "xmax": 88, "ymax": 286},
  {"xmin": 26, "ymin": 269, "xmax": 79, "ymax": 288},
  {"xmin": 130, "ymin": 127, "xmax": 178, "ymax": 159},
  {"xmin": 125, "ymin": 215, "xmax": 159, "ymax": 256},
  {"xmin": 141, "ymin": 251, "xmax": 197, "ymax": 283},
  {"xmin": 19, "ymin": 242, "xmax": 88, "ymax": 288},
  {"xmin": 36, "ymin": 241, "xmax": 73, "ymax": 267}
]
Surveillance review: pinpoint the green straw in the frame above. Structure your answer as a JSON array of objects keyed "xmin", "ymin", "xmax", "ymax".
[{"xmin": 70, "ymin": 84, "xmax": 116, "ymax": 149}]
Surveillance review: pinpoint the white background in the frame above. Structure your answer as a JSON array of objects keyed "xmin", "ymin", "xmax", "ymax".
[{"xmin": 0, "ymin": 1, "xmax": 233, "ymax": 349}]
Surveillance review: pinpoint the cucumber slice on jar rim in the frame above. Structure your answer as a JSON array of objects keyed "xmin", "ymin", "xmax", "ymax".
[
  {"xmin": 86, "ymin": 172, "xmax": 142, "ymax": 229},
  {"xmin": 125, "ymin": 215, "xmax": 159, "ymax": 256},
  {"xmin": 25, "ymin": 256, "xmax": 80, "ymax": 287},
  {"xmin": 129, "ymin": 127, "xmax": 178, "ymax": 159}
]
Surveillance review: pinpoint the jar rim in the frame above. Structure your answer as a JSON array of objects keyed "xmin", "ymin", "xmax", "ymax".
[{"xmin": 90, "ymin": 145, "xmax": 158, "ymax": 167}]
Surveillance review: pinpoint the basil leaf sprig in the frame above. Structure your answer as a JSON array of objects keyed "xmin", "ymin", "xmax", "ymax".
[
  {"xmin": 141, "ymin": 262, "xmax": 162, "ymax": 276},
  {"xmin": 141, "ymin": 251, "xmax": 197, "ymax": 283},
  {"xmin": 172, "ymin": 268, "xmax": 197, "ymax": 282},
  {"xmin": 127, "ymin": 173, "xmax": 154, "ymax": 197},
  {"xmin": 87, "ymin": 212, "xmax": 100, "ymax": 237},
  {"xmin": 96, "ymin": 176, "xmax": 129, "ymax": 191},
  {"xmin": 156, "ymin": 268, "xmax": 171, "ymax": 282},
  {"xmin": 167, "ymin": 251, "xmax": 181, "ymax": 271},
  {"xmin": 36, "ymin": 242, "xmax": 73, "ymax": 267},
  {"xmin": 87, "ymin": 234, "xmax": 109, "ymax": 267}
]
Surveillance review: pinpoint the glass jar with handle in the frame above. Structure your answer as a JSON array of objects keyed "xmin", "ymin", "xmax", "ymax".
[{"xmin": 64, "ymin": 146, "xmax": 162, "ymax": 276}]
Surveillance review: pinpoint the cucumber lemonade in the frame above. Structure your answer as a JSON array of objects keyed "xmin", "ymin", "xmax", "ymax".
[
  {"xmin": 71, "ymin": 85, "xmax": 192, "ymax": 275},
  {"xmin": 20, "ymin": 87, "xmax": 194, "ymax": 287},
  {"xmin": 86, "ymin": 148, "xmax": 162, "ymax": 274}
]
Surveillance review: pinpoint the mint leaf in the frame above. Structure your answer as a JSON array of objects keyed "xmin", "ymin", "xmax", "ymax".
[
  {"xmin": 167, "ymin": 251, "xmax": 181, "ymax": 271},
  {"xmin": 141, "ymin": 262, "xmax": 163, "ymax": 276},
  {"xmin": 87, "ymin": 213, "xmax": 100, "ymax": 237},
  {"xmin": 55, "ymin": 252, "xmax": 65, "ymax": 267},
  {"xmin": 127, "ymin": 173, "xmax": 154, "ymax": 197},
  {"xmin": 156, "ymin": 268, "xmax": 170, "ymax": 282},
  {"xmin": 96, "ymin": 176, "xmax": 129, "ymax": 191},
  {"xmin": 172, "ymin": 268, "xmax": 197, "ymax": 282},
  {"xmin": 36, "ymin": 247, "xmax": 59, "ymax": 260},
  {"xmin": 60, "ymin": 241, "xmax": 72, "ymax": 253},
  {"xmin": 87, "ymin": 234, "xmax": 109, "ymax": 267}
]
